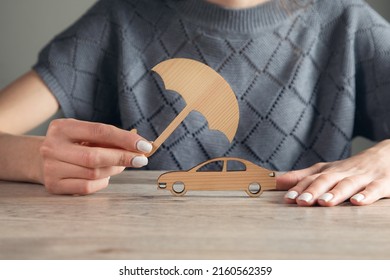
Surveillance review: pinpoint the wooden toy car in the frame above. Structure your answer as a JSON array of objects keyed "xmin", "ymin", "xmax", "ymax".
[{"xmin": 157, "ymin": 157, "xmax": 276, "ymax": 197}]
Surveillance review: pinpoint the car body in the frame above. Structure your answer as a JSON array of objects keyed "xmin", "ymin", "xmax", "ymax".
[{"xmin": 157, "ymin": 157, "xmax": 276, "ymax": 197}]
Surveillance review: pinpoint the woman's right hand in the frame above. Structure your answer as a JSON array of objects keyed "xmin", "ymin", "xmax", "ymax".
[
  {"xmin": 39, "ymin": 118, "xmax": 152, "ymax": 195},
  {"xmin": 0, "ymin": 70, "xmax": 149, "ymax": 194}
]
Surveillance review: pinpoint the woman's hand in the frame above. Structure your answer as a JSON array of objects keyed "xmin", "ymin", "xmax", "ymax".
[
  {"xmin": 39, "ymin": 118, "xmax": 152, "ymax": 195},
  {"xmin": 276, "ymin": 139, "xmax": 390, "ymax": 206}
]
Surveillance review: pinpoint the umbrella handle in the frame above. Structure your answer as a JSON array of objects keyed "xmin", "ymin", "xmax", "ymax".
[{"xmin": 130, "ymin": 106, "xmax": 191, "ymax": 157}]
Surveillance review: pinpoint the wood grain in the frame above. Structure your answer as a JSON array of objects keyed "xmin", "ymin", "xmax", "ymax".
[
  {"xmin": 146, "ymin": 58, "xmax": 240, "ymax": 156},
  {"xmin": 1, "ymin": 171, "xmax": 390, "ymax": 260},
  {"xmin": 157, "ymin": 157, "xmax": 276, "ymax": 197}
]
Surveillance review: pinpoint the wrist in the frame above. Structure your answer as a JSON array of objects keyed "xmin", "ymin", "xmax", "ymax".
[
  {"xmin": 0, "ymin": 133, "xmax": 44, "ymax": 183},
  {"xmin": 25, "ymin": 135, "xmax": 45, "ymax": 183}
]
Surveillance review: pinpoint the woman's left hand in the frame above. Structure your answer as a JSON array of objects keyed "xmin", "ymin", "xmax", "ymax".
[{"xmin": 276, "ymin": 139, "xmax": 390, "ymax": 206}]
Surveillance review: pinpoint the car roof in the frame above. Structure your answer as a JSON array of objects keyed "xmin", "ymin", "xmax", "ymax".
[{"xmin": 193, "ymin": 157, "xmax": 256, "ymax": 169}]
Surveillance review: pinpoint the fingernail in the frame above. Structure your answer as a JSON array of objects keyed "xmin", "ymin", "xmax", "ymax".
[
  {"xmin": 319, "ymin": 193, "xmax": 334, "ymax": 202},
  {"xmin": 298, "ymin": 193, "xmax": 313, "ymax": 203},
  {"xmin": 285, "ymin": 190, "xmax": 299, "ymax": 199},
  {"xmin": 136, "ymin": 140, "xmax": 153, "ymax": 153},
  {"xmin": 351, "ymin": 193, "xmax": 365, "ymax": 202},
  {"xmin": 132, "ymin": 156, "xmax": 148, "ymax": 168}
]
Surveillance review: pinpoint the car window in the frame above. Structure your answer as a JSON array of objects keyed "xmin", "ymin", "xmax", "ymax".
[
  {"xmin": 227, "ymin": 160, "xmax": 246, "ymax": 172},
  {"xmin": 196, "ymin": 160, "xmax": 224, "ymax": 172}
]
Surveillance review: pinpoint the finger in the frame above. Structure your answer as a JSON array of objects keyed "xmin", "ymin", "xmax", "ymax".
[
  {"xmin": 48, "ymin": 119, "xmax": 152, "ymax": 153},
  {"xmin": 276, "ymin": 162, "xmax": 326, "ymax": 190},
  {"xmin": 317, "ymin": 175, "xmax": 370, "ymax": 207},
  {"xmin": 350, "ymin": 179, "xmax": 390, "ymax": 206},
  {"xmin": 45, "ymin": 177, "xmax": 111, "ymax": 195},
  {"xmin": 41, "ymin": 143, "xmax": 148, "ymax": 168},
  {"xmin": 43, "ymin": 160, "xmax": 125, "ymax": 180},
  {"xmin": 282, "ymin": 174, "xmax": 319, "ymax": 204},
  {"xmin": 294, "ymin": 173, "xmax": 346, "ymax": 206}
]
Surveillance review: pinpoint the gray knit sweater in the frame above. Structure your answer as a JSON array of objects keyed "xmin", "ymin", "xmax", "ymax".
[{"xmin": 34, "ymin": 0, "xmax": 390, "ymax": 171}]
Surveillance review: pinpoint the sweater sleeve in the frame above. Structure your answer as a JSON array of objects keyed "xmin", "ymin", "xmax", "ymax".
[
  {"xmin": 33, "ymin": 0, "xmax": 121, "ymax": 125},
  {"xmin": 353, "ymin": 2, "xmax": 390, "ymax": 141}
]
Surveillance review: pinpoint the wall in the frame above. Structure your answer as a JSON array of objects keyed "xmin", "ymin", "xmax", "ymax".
[
  {"xmin": 366, "ymin": 0, "xmax": 390, "ymax": 20},
  {"xmin": 0, "ymin": 0, "xmax": 96, "ymax": 134},
  {"xmin": 0, "ymin": 0, "xmax": 389, "ymax": 152}
]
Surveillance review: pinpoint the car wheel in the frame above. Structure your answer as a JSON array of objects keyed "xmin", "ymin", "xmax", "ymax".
[
  {"xmin": 246, "ymin": 182, "xmax": 263, "ymax": 197},
  {"xmin": 171, "ymin": 181, "xmax": 187, "ymax": 196}
]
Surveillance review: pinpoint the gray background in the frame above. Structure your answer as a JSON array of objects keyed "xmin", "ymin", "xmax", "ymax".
[{"xmin": 0, "ymin": 0, "xmax": 389, "ymax": 153}]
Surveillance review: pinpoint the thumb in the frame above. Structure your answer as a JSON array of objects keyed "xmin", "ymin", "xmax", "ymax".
[
  {"xmin": 275, "ymin": 163, "xmax": 323, "ymax": 190},
  {"xmin": 276, "ymin": 171, "xmax": 301, "ymax": 190}
]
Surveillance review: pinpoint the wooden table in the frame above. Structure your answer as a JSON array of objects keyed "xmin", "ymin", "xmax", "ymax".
[{"xmin": 1, "ymin": 171, "xmax": 390, "ymax": 260}]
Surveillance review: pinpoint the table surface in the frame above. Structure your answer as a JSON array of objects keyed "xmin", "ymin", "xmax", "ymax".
[{"xmin": 1, "ymin": 171, "xmax": 390, "ymax": 260}]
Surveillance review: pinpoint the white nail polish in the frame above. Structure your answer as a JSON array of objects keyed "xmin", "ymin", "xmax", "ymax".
[
  {"xmin": 136, "ymin": 140, "xmax": 153, "ymax": 153},
  {"xmin": 319, "ymin": 193, "xmax": 334, "ymax": 202},
  {"xmin": 351, "ymin": 193, "xmax": 365, "ymax": 202},
  {"xmin": 132, "ymin": 156, "xmax": 148, "ymax": 168},
  {"xmin": 298, "ymin": 193, "xmax": 313, "ymax": 203},
  {"xmin": 285, "ymin": 190, "xmax": 299, "ymax": 199}
]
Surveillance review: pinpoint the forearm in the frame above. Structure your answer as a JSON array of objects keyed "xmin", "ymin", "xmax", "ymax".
[{"xmin": 0, "ymin": 132, "xmax": 43, "ymax": 183}]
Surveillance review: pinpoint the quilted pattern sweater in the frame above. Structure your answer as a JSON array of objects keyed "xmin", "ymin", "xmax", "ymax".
[{"xmin": 33, "ymin": 0, "xmax": 390, "ymax": 171}]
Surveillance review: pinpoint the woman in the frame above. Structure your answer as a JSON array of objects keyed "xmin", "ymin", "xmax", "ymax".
[{"xmin": 0, "ymin": 0, "xmax": 389, "ymax": 207}]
